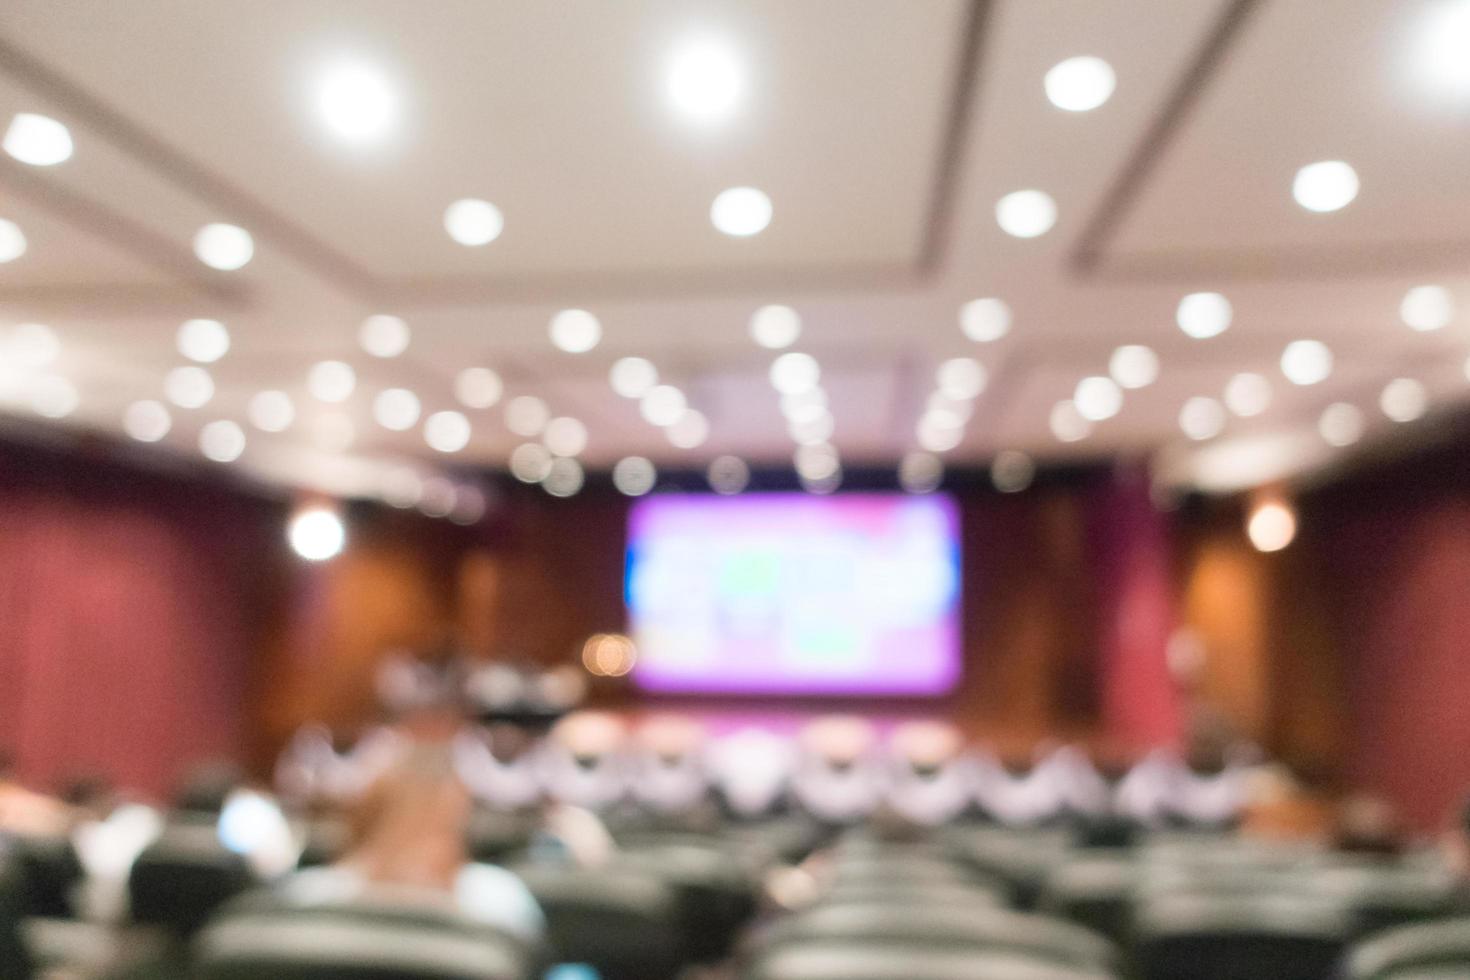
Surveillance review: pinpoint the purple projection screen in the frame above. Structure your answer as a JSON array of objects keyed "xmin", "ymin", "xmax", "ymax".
[{"xmin": 625, "ymin": 493, "xmax": 961, "ymax": 696}]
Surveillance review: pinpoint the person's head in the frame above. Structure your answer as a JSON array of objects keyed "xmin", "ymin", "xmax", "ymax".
[
  {"xmin": 343, "ymin": 749, "xmax": 472, "ymax": 890},
  {"xmin": 889, "ymin": 720, "xmax": 963, "ymax": 775},
  {"xmin": 1332, "ymin": 793, "xmax": 1405, "ymax": 856},
  {"xmin": 550, "ymin": 711, "xmax": 628, "ymax": 765},
  {"xmin": 800, "ymin": 716, "xmax": 876, "ymax": 769},
  {"xmin": 636, "ymin": 714, "xmax": 705, "ymax": 765}
]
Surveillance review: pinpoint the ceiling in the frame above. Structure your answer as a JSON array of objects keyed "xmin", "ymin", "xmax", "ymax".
[{"xmin": 0, "ymin": 0, "xmax": 1467, "ymax": 501}]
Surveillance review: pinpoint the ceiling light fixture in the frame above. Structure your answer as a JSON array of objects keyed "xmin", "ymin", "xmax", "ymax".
[
  {"xmin": 1044, "ymin": 56, "xmax": 1116, "ymax": 112},
  {"xmin": 1176, "ymin": 292, "xmax": 1232, "ymax": 339},
  {"xmin": 359, "ymin": 314, "xmax": 411, "ymax": 357},
  {"xmin": 193, "ymin": 223, "xmax": 254, "ymax": 270},
  {"xmin": 959, "ymin": 298, "xmax": 1012, "ymax": 343},
  {"xmin": 314, "ymin": 58, "xmax": 399, "ymax": 145},
  {"xmin": 666, "ymin": 36, "xmax": 744, "ymax": 125},
  {"xmin": 1109, "ymin": 345, "xmax": 1159, "ymax": 389},
  {"xmin": 0, "ymin": 218, "xmax": 25, "ymax": 263},
  {"xmin": 1292, "ymin": 160, "xmax": 1359, "ymax": 213},
  {"xmin": 1280, "ymin": 340, "xmax": 1333, "ymax": 385},
  {"xmin": 750, "ymin": 305, "xmax": 802, "ymax": 349},
  {"xmin": 177, "ymin": 319, "xmax": 230, "ymax": 363},
  {"xmin": 995, "ymin": 189, "xmax": 1057, "ymax": 238},
  {"xmin": 1400, "ymin": 285, "xmax": 1454, "ymax": 332},
  {"xmin": 549, "ymin": 309, "xmax": 601, "ymax": 353},
  {"xmin": 710, "ymin": 186, "xmax": 772, "ymax": 236},
  {"xmin": 443, "ymin": 198, "xmax": 504, "ymax": 246},
  {"xmin": 4, "ymin": 113, "xmax": 73, "ymax": 166}
]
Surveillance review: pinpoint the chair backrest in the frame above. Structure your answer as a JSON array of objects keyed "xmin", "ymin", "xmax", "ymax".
[
  {"xmin": 8, "ymin": 833, "xmax": 83, "ymax": 919},
  {"xmin": 193, "ymin": 907, "xmax": 531, "ymax": 980},
  {"xmin": 0, "ymin": 852, "xmax": 33, "ymax": 980},
  {"xmin": 510, "ymin": 863, "xmax": 684, "ymax": 980},
  {"xmin": 1133, "ymin": 891, "xmax": 1351, "ymax": 980},
  {"xmin": 1037, "ymin": 854, "xmax": 1137, "ymax": 943},
  {"xmin": 754, "ymin": 904, "xmax": 1117, "ymax": 970},
  {"xmin": 1342, "ymin": 916, "xmax": 1470, "ymax": 980},
  {"xmin": 742, "ymin": 942, "xmax": 1117, "ymax": 980},
  {"xmin": 128, "ymin": 822, "xmax": 255, "ymax": 934},
  {"xmin": 615, "ymin": 843, "xmax": 759, "ymax": 963}
]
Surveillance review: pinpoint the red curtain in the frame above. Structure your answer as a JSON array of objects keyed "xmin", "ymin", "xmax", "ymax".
[{"xmin": 0, "ymin": 442, "xmax": 282, "ymax": 799}]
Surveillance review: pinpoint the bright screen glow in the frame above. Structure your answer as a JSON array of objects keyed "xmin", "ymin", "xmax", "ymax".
[{"xmin": 626, "ymin": 493, "xmax": 961, "ymax": 696}]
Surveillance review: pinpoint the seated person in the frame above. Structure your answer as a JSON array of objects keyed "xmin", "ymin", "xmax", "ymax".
[
  {"xmin": 536, "ymin": 712, "xmax": 629, "ymax": 812},
  {"xmin": 707, "ymin": 728, "xmax": 795, "ymax": 820},
  {"xmin": 791, "ymin": 716, "xmax": 882, "ymax": 825},
  {"xmin": 280, "ymin": 749, "xmax": 544, "ymax": 942},
  {"xmin": 452, "ymin": 722, "xmax": 543, "ymax": 812},
  {"xmin": 883, "ymin": 720, "xmax": 973, "ymax": 826},
  {"xmin": 971, "ymin": 744, "xmax": 1069, "ymax": 827},
  {"xmin": 0, "ymin": 750, "xmax": 74, "ymax": 836},
  {"xmin": 627, "ymin": 714, "xmax": 710, "ymax": 817},
  {"xmin": 1330, "ymin": 792, "xmax": 1408, "ymax": 857}
]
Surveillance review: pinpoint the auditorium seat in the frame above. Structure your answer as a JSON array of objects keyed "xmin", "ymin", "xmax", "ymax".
[
  {"xmin": 1037, "ymin": 852, "xmax": 1137, "ymax": 943},
  {"xmin": 819, "ymin": 878, "xmax": 1008, "ymax": 909},
  {"xmin": 8, "ymin": 832, "xmax": 84, "ymax": 918},
  {"xmin": 749, "ymin": 903, "xmax": 1118, "ymax": 971},
  {"xmin": 0, "ymin": 853, "xmax": 31, "ymax": 980},
  {"xmin": 128, "ymin": 823, "xmax": 257, "ymax": 934},
  {"xmin": 192, "ymin": 905, "xmax": 533, "ymax": 980},
  {"xmin": 1132, "ymin": 891, "xmax": 1351, "ymax": 980},
  {"xmin": 615, "ymin": 840, "xmax": 760, "ymax": 962},
  {"xmin": 741, "ymin": 943, "xmax": 1118, "ymax": 980},
  {"xmin": 1341, "ymin": 916, "xmax": 1470, "ymax": 980},
  {"xmin": 1312, "ymin": 864, "xmax": 1459, "ymax": 936},
  {"xmin": 508, "ymin": 863, "xmax": 684, "ymax": 980},
  {"xmin": 943, "ymin": 826, "xmax": 1073, "ymax": 908}
]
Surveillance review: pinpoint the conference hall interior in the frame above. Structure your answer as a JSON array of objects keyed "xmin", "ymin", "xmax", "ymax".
[{"xmin": 4, "ymin": 2, "xmax": 1470, "ymax": 978}]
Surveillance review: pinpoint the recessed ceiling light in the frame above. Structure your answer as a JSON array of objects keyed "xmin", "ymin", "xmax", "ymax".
[
  {"xmin": 1176, "ymin": 292, "xmax": 1232, "ymax": 339},
  {"xmin": 380, "ymin": 468, "xmax": 423, "ymax": 509},
  {"xmin": 708, "ymin": 455, "xmax": 750, "ymax": 495},
  {"xmin": 667, "ymin": 409, "xmax": 710, "ymax": 449},
  {"xmin": 1109, "ymin": 345, "xmax": 1159, "ymax": 389},
  {"xmin": 418, "ymin": 478, "xmax": 456, "ymax": 517},
  {"xmin": 543, "ymin": 457, "xmax": 585, "ymax": 498},
  {"xmin": 288, "ymin": 508, "xmax": 347, "ymax": 561},
  {"xmin": 937, "ymin": 358, "xmax": 987, "ymax": 401},
  {"xmin": 711, "ymin": 187, "xmax": 772, "ymax": 237},
  {"xmin": 1044, "ymin": 56, "xmax": 1116, "ymax": 112},
  {"xmin": 995, "ymin": 189, "xmax": 1057, "ymax": 238},
  {"xmin": 899, "ymin": 451, "xmax": 944, "ymax": 494},
  {"xmin": 543, "ymin": 416, "xmax": 589, "ymax": 457},
  {"xmin": 194, "ymin": 223, "xmax": 254, "ymax": 271},
  {"xmin": 1292, "ymin": 160, "xmax": 1359, "ymax": 213},
  {"xmin": 666, "ymin": 36, "xmax": 744, "ymax": 125},
  {"xmin": 315, "ymin": 58, "xmax": 398, "ymax": 145},
  {"xmin": 1400, "ymin": 285, "xmax": 1454, "ymax": 332},
  {"xmin": 1415, "ymin": 0, "xmax": 1470, "ymax": 102},
  {"xmin": 991, "ymin": 451, "xmax": 1036, "ymax": 493},
  {"xmin": 1074, "ymin": 375, "xmax": 1122, "ymax": 421},
  {"xmin": 795, "ymin": 443, "xmax": 841, "ymax": 482},
  {"xmin": 1319, "ymin": 402, "xmax": 1365, "ymax": 447},
  {"xmin": 610, "ymin": 357, "xmax": 659, "ymax": 398},
  {"xmin": 30, "ymin": 375, "xmax": 78, "ymax": 418},
  {"xmin": 248, "ymin": 390, "xmax": 295, "ymax": 432},
  {"xmin": 455, "ymin": 367, "xmax": 503, "ymax": 409},
  {"xmin": 788, "ymin": 410, "xmax": 834, "ymax": 446},
  {"xmin": 307, "ymin": 360, "xmax": 356, "ymax": 402},
  {"xmin": 424, "ymin": 410, "xmax": 471, "ymax": 453},
  {"xmin": 549, "ymin": 309, "xmax": 601, "ymax": 353},
  {"xmin": 165, "ymin": 365, "xmax": 214, "ymax": 409},
  {"xmin": 443, "ymin": 198, "xmax": 504, "ymax": 247},
  {"xmin": 0, "ymin": 218, "xmax": 26, "ymax": 263},
  {"xmin": 505, "ymin": 395, "xmax": 550, "ymax": 436},
  {"xmin": 916, "ymin": 413, "xmax": 963, "ymax": 453},
  {"xmin": 359, "ymin": 314, "xmax": 410, "ymax": 357},
  {"xmin": 640, "ymin": 385, "xmax": 687, "ymax": 426},
  {"xmin": 199, "ymin": 420, "xmax": 246, "ymax": 462},
  {"xmin": 750, "ymin": 305, "xmax": 802, "ymax": 349},
  {"xmin": 925, "ymin": 392, "xmax": 972, "ymax": 429},
  {"xmin": 1179, "ymin": 396, "xmax": 1226, "ymax": 440},
  {"xmin": 959, "ymin": 298, "xmax": 1012, "ymax": 343},
  {"xmin": 1280, "ymin": 340, "xmax": 1333, "ymax": 385},
  {"xmin": 613, "ymin": 456, "xmax": 658, "ymax": 497},
  {"xmin": 510, "ymin": 443, "xmax": 554, "ymax": 483},
  {"xmin": 373, "ymin": 387, "xmax": 421, "ymax": 431},
  {"xmin": 3, "ymin": 113, "xmax": 73, "ymax": 166},
  {"xmin": 1380, "ymin": 378, "xmax": 1428, "ymax": 422},
  {"xmin": 177, "ymin": 318, "xmax": 230, "ymax": 363},
  {"xmin": 769, "ymin": 352, "xmax": 820, "ymax": 394},
  {"xmin": 1224, "ymin": 372, "xmax": 1272, "ymax": 417},
  {"xmin": 1247, "ymin": 501, "xmax": 1297, "ymax": 553},
  {"xmin": 8, "ymin": 323, "xmax": 60, "ymax": 367},
  {"xmin": 124, "ymin": 400, "xmax": 172, "ymax": 443},
  {"xmin": 1049, "ymin": 400, "xmax": 1091, "ymax": 442}
]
